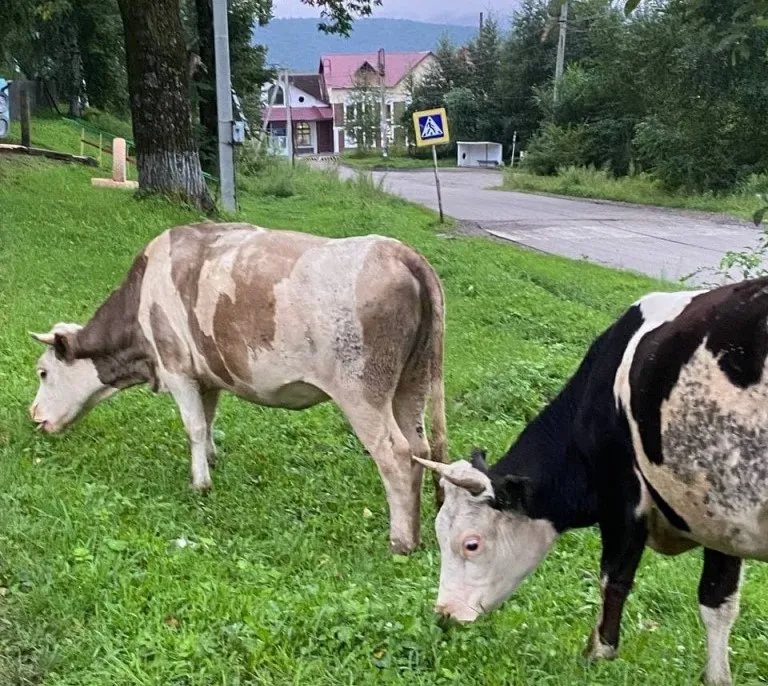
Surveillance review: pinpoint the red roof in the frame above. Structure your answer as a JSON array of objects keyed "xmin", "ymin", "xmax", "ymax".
[
  {"xmin": 264, "ymin": 106, "xmax": 334, "ymax": 123},
  {"xmin": 319, "ymin": 51, "xmax": 432, "ymax": 89}
]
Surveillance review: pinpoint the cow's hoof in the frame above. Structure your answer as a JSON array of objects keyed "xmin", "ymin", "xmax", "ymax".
[
  {"xmin": 390, "ymin": 538, "xmax": 419, "ymax": 555},
  {"xmin": 583, "ymin": 631, "xmax": 617, "ymax": 661},
  {"xmin": 190, "ymin": 480, "xmax": 212, "ymax": 493}
]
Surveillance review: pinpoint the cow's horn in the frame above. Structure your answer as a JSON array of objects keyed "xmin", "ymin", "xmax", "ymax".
[{"xmin": 30, "ymin": 331, "xmax": 56, "ymax": 345}]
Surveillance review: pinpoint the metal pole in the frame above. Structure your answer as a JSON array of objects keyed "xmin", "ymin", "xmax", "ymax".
[
  {"xmin": 379, "ymin": 49, "xmax": 388, "ymax": 158},
  {"xmin": 511, "ymin": 130, "xmax": 518, "ymax": 168},
  {"xmin": 284, "ymin": 70, "xmax": 294, "ymax": 165},
  {"xmin": 553, "ymin": 0, "xmax": 568, "ymax": 103},
  {"xmin": 213, "ymin": 0, "xmax": 236, "ymax": 212},
  {"xmin": 432, "ymin": 145, "xmax": 444, "ymax": 223}
]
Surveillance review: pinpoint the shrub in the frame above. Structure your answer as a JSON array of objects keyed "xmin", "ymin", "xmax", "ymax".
[{"xmin": 521, "ymin": 123, "xmax": 589, "ymax": 176}]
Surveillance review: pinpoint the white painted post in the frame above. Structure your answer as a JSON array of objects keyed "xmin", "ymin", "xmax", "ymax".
[{"xmin": 112, "ymin": 137, "xmax": 127, "ymax": 182}]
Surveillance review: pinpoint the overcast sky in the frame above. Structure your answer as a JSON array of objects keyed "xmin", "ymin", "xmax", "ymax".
[{"xmin": 271, "ymin": 0, "xmax": 517, "ymax": 26}]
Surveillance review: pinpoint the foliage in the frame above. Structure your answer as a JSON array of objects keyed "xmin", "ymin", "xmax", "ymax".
[
  {"xmin": 345, "ymin": 72, "xmax": 381, "ymax": 152},
  {"xmin": 12, "ymin": 124, "xmax": 760, "ymax": 685},
  {"xmin": 521, "ymin": 123, "xmax": 589, "ymax": 176},
  {"xmin": 503, "ymin": 165, "xmax": 767, "ymax": 220},
  {"xmin": 341, "ymin": 149, "xmax": 456, "ymax": 169},
  {"xmin": 395, "ymin": 0, "xmax": 768, "ymax": 194}
]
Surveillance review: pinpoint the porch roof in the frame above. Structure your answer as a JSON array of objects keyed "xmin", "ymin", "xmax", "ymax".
[{"xmin": 264, "ymin": 106, "xmax": 334, "ymax": 123}]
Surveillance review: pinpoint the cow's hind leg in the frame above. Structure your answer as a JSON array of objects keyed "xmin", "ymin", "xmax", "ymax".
[
  {"xmin": 202, "ymin": 388, "xmax": 220, "ymax": 467},
  {"xmin": 167, "ymin": 377, "xmax": 212, "ymax": 491},
  {"xmin": 393, "ymin": 386, "xmax": 429, "ymax": 515},
  {"xmin": 340, "ymin": 397, "xmax": 421, "ymax": 554},
  {"xmin": 699, "ymin": 549, "xmax": 742, "ymax": 686},
  {"xmin": 585, "ymin": 516, "xmax": 647, "ymax": 661}
]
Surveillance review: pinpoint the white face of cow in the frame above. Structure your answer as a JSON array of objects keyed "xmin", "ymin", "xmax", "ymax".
[
  {"xmin": 29, "ymin": 324, "xmax": 116, "ymax": 433},
  {"xmin": 417, "ymin": 457, "xmax": 558, "ymax": 622}
]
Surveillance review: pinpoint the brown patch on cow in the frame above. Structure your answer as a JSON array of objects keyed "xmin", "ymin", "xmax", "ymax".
[
  {"xmin": 357, "ymin": 242, "xmax": 422, "ymax": 406},
  {"xmin": 70, "ymin": 252, "xmax": 157, "ymax": 389},
  {"xmin": 169, "ymin": 224, "xmax": 237, "ymax": 385},
  {"xmin": 170, "ymin": 225, "xmax": 327, "ymax": 385},
  {"xmin": 150, "ymin": 303, "xmax": 187, "ymax": 373},
  {"xmin": 211, "ymin": 231, "xmax": 325, "ymax": 382}
]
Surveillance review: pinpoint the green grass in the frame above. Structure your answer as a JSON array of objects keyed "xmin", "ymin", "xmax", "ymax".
[
  {"xmin": 5, "ymin": 114, "xmax": 138, "ymax": 181},
  {"xmin": 503, "ymin": 166, "xmax": 766, "ymax": 222},
  {"xmin": 341, "ymin": 149, "xmax": 455, "ymax": 170},
  {"xmin": 3, "ymin": 122, "xmax": 768, "ymax": 684}
]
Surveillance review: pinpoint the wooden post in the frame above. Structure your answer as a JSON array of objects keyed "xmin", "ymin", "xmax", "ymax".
[
  {"xmin": 80, "ymin": 128, "xmax": 85, "ymax": 156},
  {"xmin": 20, "ymin": 86, "xmax": 31, "ymax": 148},
  {"xmin": 432, "ymin": 145, "xmax": 444, "ymax": 223},
  {"xmin": 99, "ymin": 133, "xmax": 103, "ymax": 168},
  {"xmin": 511, "ymin": 130, "xmax": 518, "ymax": 168}
]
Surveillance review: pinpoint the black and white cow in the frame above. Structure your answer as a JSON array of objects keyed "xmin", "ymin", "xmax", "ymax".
[{"xmin": 418, "ymin": 278, "xmax": 768, "ymax": 685}]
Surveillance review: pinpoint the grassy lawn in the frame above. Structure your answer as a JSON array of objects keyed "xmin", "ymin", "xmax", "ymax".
[
  {"xmin": 5, "ymin": 114, "xmax": 138, "ymax": 182},
  {"xmin": 3, "ymin": 126, "xmax": 768, "ymax": 685},
  {"xmin": 503, "ymin": 166, "xmax": 766, "ymax": 222},
  {"xmin": 341, "ymin": 150, "xmax": 455, "ymax": 170}
]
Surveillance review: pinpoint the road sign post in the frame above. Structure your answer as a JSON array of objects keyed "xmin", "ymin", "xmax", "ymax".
[{"xmin": 412, "ymin": 107, "xmax": 450, "ymax": 223}]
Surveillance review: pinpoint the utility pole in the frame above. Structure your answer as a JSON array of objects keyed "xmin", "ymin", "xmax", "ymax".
[
  {"xmin": 378, "ymin": 48, "xmax": 388, "ymax": 158},
  {"xmin": 213, "ymin": 0, "xmax": 236, "ymax": 212},
  {"xmin": 479, "ymin": 11, "xmax": 484, "ymax": 32},
  {"xmin": 553, "ymin": 0, "xmax": 568, "ymax": 103},
  {"xmin": 284, "ymin": 70, "xmax": 294, "ymax": 165}
]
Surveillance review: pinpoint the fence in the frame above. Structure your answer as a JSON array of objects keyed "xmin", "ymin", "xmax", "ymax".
[{"xmin": 61, "ymin": 117, "xmax": 217, "ymax": 183}]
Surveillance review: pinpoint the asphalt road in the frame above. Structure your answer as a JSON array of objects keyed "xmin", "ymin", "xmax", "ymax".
[{"xmin": 339, "ymin": 166, "xmax": 761, "ymax": 285}]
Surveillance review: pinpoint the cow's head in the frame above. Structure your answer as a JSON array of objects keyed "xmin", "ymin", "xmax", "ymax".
[
  {"xmin": 29, "ymin": 323, "xmax": 117, "ymax": 433},
  {"xmin": 416, "ymin": 450, "xmax": 558, "ymax": 622}
]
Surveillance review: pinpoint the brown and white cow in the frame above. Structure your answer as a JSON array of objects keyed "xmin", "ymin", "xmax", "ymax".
[
  {"xmin": 30, "ymin": 222, "xmax": 447, "ymax": 554},
  {"xmin": 418, "ymin": 278, "xmax": 768, "ymax": 684}
]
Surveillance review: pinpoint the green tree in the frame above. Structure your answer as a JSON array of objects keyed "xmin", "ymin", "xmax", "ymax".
[
  {"xmin": 118, "ymin": 0, "xmax": 214, "ymax": 210},
  {"xmin": 345, "ymin": 71, "xmax": 381, "ymax": 152},
  {"xmin": 467, "ymin": 16, "xmax": 502, "ymax": 141}
]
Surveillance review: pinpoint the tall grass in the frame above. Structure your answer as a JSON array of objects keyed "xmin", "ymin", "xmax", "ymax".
[{"xmin": 504, "ymin": 165, "xmax": 766, "ymax": 220}]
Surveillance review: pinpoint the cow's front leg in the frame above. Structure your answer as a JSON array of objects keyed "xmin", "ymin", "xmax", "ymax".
[
  {"xmin": 202, "ymin": 388, "xmax": 220, "ymax": 467},
  {"xmin": 167, "ymin": 377, "xmax": 212, "ymax": 491},
  {"xmin": 584, "ymin": 516, "xmax": 647, "ymax": 661},
  {"xmin": 699, "ymin": 548, "xmax": 742, "ymax": 686}
]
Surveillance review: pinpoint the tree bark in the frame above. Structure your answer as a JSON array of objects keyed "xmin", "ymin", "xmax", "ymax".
[
  {"xmin": 117, "ymin": 0, "xmax": 214, "ymax": 212},
  {"xmin": 195, "ymin": 0, "xmax": 219, "ymax": 174}
]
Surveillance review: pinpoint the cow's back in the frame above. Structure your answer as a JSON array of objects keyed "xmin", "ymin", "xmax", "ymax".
[
  {"xmin": 617, "ymin": 281, "xmax": 768, "ymax": 559},
  {"xmin": 138, "ymin": 223, "xmax": 425, "ymax": 409}
]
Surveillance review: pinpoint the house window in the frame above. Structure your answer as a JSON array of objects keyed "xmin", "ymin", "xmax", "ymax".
[
  {"xmin": 295, "ymin": 122, "xmax": 312, "ymax": 148},
  {"xmin": 267, "ymin": 85, "xmax": 284, "ymax": 106}
]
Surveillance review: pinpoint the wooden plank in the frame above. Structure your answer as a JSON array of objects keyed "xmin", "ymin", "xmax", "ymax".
[{"xmin": 0, "ymin": 144, "xmax": 98, "ymax": 167}]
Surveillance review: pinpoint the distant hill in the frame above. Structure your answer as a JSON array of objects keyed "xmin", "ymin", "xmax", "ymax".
[{"xmin": 252, "ymin": 18, "xmax": 478, "ymax": 72}]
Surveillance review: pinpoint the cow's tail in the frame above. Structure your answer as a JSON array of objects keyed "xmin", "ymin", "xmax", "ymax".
[{"xmin": 404, "ymin": 247, "xmax": 448, "ymax": 509}]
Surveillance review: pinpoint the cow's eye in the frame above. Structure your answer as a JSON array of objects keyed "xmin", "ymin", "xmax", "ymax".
[
  {"xmin": 463, "ymin": 537, "xmax": 481, "ymax": 553},
  {"xmin": 38, "ymin": 369, "xmax": 47, "ymax": 380}
]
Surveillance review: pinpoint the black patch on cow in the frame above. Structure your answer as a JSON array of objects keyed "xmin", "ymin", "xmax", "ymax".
[
  {"xmin": 487, "ymin": 304, "xmax": 646, "ymax": 533},
  {"xmin": 630, "ymin": 278, "xmax": 768, "ymax": 466},
  {"xmin": 698, "ymin": 548, "xmax": 742, "ymax": 609},
  {"xmin": 643, "ymin": 478, "xmax": 691, "ymax": 532}
]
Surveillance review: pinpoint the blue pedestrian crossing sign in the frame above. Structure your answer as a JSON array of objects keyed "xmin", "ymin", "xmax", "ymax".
[{"xmin": 412, "ymin": 107, "xmax": 450, "ymax": 147}]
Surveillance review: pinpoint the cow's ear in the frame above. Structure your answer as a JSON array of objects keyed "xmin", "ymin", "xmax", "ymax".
[
  {"xmin": 492, "ymin": 474, "xmax": 530, "ymax": 512},
  {"xmin": 53, "ymin": 333, "xmax": 76, "ymax": 362},
  {"xmin": 470, "ymin": 448, "xmax": 488, "ymax": 473}
]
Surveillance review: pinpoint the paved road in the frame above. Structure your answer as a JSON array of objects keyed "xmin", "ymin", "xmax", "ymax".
[{"xmin": 338, "ymin": 166, "xmax": 761, "ymax": 284}]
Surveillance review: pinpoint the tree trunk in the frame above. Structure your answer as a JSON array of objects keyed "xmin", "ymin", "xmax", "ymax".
[
  {"xmin": 117, "ymin": 0, "xmax": 214, "ymax": 212},
  {"xmin": 195, "ymin": 0, "xmax": 219, "ymax": 174}
]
